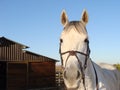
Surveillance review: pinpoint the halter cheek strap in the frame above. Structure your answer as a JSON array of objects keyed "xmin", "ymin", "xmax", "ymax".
[{"xmin": 60, "ymin": 50, "xmax": 89, "ymax": 69}]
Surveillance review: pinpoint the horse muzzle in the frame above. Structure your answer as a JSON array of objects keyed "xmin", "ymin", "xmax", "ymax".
[
  {"xmin": 63, "ymin": 67, "xmax": 82, "ymax": 89},
  {"xmin": 63, "ymin": 70, "xmax": 81, "ymax": 80}
]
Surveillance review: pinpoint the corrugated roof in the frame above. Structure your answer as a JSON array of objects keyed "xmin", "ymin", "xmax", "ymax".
[
  {"xmin": 0, "ymin": 36, "xmax": 58, "ymax": 62},
  {"xmin": 24, "ymin": 50, "xmax": 58, "ymax": 62},
  {"xmin": 0, "ymin": 36, "xmax": 29, "ymax": 49}
]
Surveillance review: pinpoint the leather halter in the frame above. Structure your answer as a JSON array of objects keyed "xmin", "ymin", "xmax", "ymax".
[
  {"xmin": 60, "ymin": 44, "xmax": 90, "ymax": 69},
  {"xmin": 59, "ymin": 40, "xmax": 90, "ymax": 90},
  {"xmin": 59, "ymin": 38, "xmax": 99, "ymax": 90}
]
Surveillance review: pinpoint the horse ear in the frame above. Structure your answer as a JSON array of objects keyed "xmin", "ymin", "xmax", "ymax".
[
  {"xmin": 61, "ymin": 10, "xmax": 69, "ymax": 27},
  {"xmin": 81, "ymin": 9, "xmax": 88, "ymax": 25}
]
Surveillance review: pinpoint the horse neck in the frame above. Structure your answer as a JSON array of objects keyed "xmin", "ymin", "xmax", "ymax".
[{"xmin": 85, "ymin": 58, "xmax": 97, "ymax": 89}]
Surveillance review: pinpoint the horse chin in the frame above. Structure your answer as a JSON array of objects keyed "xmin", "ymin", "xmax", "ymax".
[
  {"xmin": 65, "ymin": 84, "xmax": 80, "ymax": 90},
  {"xmin": 64, "ymin": 79, "xmax": 80, "ymax": 90}
]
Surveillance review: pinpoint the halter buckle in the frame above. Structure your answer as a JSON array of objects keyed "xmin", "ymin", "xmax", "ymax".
[{"xmin": 69, "ymin": 51, "xmax": 76, "ymax": 56}]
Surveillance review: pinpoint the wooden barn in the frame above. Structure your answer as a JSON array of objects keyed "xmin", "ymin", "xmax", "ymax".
[{"xmin": 0, "ymin": 37, "xmax": 58, "ymax": 90}]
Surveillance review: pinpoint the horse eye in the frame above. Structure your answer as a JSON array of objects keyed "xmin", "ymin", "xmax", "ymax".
[
  {"xmin": 60, "ymin": 39, "xmax": 63, "ymax": 43},
  {"xmin": 84, "ymin": 38, "xmax": 89, "ymax": 43}
]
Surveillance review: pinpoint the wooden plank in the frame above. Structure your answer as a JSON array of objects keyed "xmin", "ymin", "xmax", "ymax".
[
  {"xmin": 0, "ymin": 62, "xmax": 6, "ymax": 90},
  {"xmin": 28, "ymin": 62, "xmax": 56, "ymax": 89},
  {"xmin": 7, "ymin": 63, "xmax": 27, "ymax": 90}
]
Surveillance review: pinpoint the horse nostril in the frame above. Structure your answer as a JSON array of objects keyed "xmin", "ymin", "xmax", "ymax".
[
  {"xmin": 76, "ymin": 71, "xmax": 80, "ymax": 79},
  {"xmin": 64, "ymin": 71, "xmax": 67, "ymax": 79}
]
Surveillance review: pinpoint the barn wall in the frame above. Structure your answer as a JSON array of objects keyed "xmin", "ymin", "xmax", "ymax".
[
  {"xmin": 28, "ymin": 61, "xmax": 56, "ymax": 89},
  {"xmin": 0, "ymin": 41, "xmax": 55, "ymax": 62},
  {"xmin": 7, "ymin": 62, "xmax": 27, "ymax": 90},
  {"xmin": 0, "ymin": 40, "xmax": 23, "ymax": 61},
  {"xmin": 0, "ymin": 62, "xmax": 7, "ymax": 90},
  {"xmin": 0, "ymin": 37, "xmax": 57, "ymax": 90},
  {"xmin": 6, "ymin": 61, "xmax": 56, "ymax": 90}
]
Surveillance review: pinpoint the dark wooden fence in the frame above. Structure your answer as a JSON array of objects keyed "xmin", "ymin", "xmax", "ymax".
[
  {"xmin": 55, "ymin": 65, "xmax": 65, "ymax": 89},
  {"xmin": 56, "ymin": 71, "xmax": 64, "ymax": 87}
]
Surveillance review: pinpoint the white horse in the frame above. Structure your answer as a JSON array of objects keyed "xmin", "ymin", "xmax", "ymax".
[{"xmin": 59, "ymin": 9, "xmax": 120, "ymax": 90}]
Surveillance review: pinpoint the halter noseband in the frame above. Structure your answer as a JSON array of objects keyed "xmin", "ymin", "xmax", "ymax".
[{"xmin": 59, "ymin": 40, "xmax": 90, "ymax": 70}]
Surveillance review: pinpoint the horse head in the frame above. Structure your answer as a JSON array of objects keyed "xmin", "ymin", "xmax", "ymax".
[{"xmin": 59, "ymin": 9, "xmax": 90, "ymax": 89}]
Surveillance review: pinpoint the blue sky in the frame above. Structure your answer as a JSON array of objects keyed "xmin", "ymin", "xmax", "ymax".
[{"xmin": 0, "ymin": 0, "xmax": 120, "ymax": 64}]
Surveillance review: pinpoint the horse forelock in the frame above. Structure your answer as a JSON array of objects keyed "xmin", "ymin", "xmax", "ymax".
[{"xmin": 63, "ymin": 21, "xmax": 88, "ymax": 35}]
